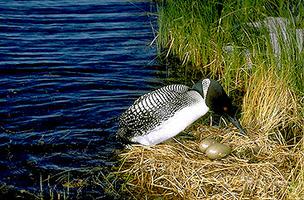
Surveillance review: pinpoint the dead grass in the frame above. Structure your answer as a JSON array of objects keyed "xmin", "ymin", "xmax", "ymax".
[
  {"xmin": 114, "ymin": 125, "xmax": 302, "ymax": 199},
  {"xmin": 288, "ymin": 147, "xmax": 304, "ymax": 199},
  {"xmin": 111, "ymin": 69, "xmax": 303, "ymax": 200},
  {"xmin": 242, "ymin": 69, "xmax": 302, "ymax": 138}
]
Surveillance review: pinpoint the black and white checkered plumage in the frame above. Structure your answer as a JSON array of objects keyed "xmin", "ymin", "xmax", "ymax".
[{"xmin": 116, "ymin": 79, "xmax": 245, "ymax": 146}]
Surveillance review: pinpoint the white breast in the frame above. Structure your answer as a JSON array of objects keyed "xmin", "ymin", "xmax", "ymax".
[{"xmin": 131, "ymin": 91, "xmax": 209, "ymax": 145}]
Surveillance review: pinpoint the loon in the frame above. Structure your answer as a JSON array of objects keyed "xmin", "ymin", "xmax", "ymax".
[{"xmin": 116, "ymin": 79, "xmax": 246, "ymax": 146}]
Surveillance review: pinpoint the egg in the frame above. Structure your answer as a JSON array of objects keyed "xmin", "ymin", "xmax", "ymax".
[
  {"xmin": 198, "ymin": 138, "xmax": 217, "ymax": 152},
  {"xmin": 205, "ymin": 143, "xmax": 231, "ymax": 160}
]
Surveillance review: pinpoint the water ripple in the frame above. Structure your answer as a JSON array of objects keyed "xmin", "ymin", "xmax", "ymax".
[{"xmin": 0, "ymin": 0, "xmax": 164, "ymax": 196}]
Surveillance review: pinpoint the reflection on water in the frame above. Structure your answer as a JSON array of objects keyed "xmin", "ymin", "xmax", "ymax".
[{"xmin": 0, "ymin": 0, "xmax": 163, "ymax": 197}]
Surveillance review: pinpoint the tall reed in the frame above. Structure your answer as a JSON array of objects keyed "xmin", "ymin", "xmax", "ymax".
[{"xmin": 153, "ymin": 0, "xmax": 304, "ymax": 198}]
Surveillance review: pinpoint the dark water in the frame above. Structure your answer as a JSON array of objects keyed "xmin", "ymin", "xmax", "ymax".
[{"xmin": 0, "ymin": 0, "xmax": 163, "ymax": 198}]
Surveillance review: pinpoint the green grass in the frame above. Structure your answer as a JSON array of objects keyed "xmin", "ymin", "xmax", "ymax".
[
  {"xmin": 155, "ymin": 0, "xmax": 304, "ymax": 198},
  {"xmin": 19, "ymin": 1, "xmax": 303, "ymax": 199},
  {"xmin": 157, "ymin": 0, "xmax": 304, "ymax": 93},
  {"xmin": 156, "ymin": 0, "xmax": 303, "ymax": 122}
]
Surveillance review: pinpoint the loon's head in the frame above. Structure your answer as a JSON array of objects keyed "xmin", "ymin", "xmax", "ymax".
[{"xmin": 192, "ymin": 78, "xmax": 246, "ymax": 135}]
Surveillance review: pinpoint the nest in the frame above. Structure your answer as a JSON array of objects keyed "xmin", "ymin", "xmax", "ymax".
[{"xmin": 115, "ymin": 125, "xmax": 302, "ymax": 200}]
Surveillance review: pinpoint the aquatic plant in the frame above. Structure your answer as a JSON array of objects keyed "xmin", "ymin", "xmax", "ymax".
[{"xmin": 114, "ymin": 0, "xmax": 304, "ymax": 199}]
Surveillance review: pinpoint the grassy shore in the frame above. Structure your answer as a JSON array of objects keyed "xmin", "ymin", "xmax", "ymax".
[{"xmin": 113, "ymin": 0, "xmax": 304, "ymax": 199}]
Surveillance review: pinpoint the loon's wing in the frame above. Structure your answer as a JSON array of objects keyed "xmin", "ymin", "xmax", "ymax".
[{"xmin": 117, "ymin": 84, "xmax": 190, "ymax": 140}]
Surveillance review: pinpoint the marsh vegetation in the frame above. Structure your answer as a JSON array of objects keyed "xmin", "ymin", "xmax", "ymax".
[{"xmin": 113, "ymin": 1, "xmax": 304, "ymax": 199}]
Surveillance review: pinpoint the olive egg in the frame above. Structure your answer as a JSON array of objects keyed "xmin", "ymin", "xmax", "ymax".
[
  {"xmin": 198, "ymin": 138, "xmax": 217, "ymax": 153},
  {"xmin": 205, "ymin": 143, "xmax": 231, "ymax": 160}
]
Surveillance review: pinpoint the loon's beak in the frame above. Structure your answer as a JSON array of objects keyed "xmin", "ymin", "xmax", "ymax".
[{"xmin": 226, "ymin": 114, "xmax": 246, "ymax": 135}]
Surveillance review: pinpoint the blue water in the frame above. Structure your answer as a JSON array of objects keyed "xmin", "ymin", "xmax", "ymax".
[{"xmin": 0, "ymin": 0, "xmax": 163, "ymax": 197}]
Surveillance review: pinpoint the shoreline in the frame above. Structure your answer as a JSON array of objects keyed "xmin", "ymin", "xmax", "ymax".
[{"xmin": 113, "ymin": 1, "xmax": 304, "ymax": 199}]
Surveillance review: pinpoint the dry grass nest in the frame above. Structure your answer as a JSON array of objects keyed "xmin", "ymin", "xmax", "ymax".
[{"xmin": 114, "ymin": 125, "xmax": 303, "ymax": 200}]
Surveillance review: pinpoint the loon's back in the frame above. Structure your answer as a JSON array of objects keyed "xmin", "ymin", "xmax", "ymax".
[{"xmin": 116, "ymin": 84, "xmax": 208, "ymax": 145}]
